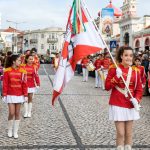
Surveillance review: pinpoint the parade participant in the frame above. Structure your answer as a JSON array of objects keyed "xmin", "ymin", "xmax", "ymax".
[
  {"xmin": 0, "ymin": 57, "xmax": 3, "ymax": 96},
  {"xmin": 3, "ymin": 54, "xmax": 28, "ymax": 139},
  {"xmin": 53, "ymin": 53, "xmax": 60, "ymax": 71},
  {"xmin": 101, "ymin": 52, "xmax": 112, "ymax": 90},
  {"xmin": 81, "ymin": 56, "xmax": 90, "ymax": 82},
  {"xmin": 134, "ymin": 57, "xmax": 146, "ymax": 88},
  {"xmin": 105, "ymin": 46, "xmax": 143, "ymax": 150},
  {"xmin": 94, "ymin": 54, "xmax": 102, "ymax": 88},
  {"xmin": 23, "ymin": 54, "xmax": 40, "ymax": 118},
  {"xmin": 31, "ymin": 50, "xmax": 40, "ymax": 70},
  {"xmin": 148, "ymin": 69, "xmax": 150, "ymax": 93}
]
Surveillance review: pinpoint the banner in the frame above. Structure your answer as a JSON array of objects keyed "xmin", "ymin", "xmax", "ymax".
[{"xmin": 101, "ymin": 8, "xmax": 114, "ymax": 36}]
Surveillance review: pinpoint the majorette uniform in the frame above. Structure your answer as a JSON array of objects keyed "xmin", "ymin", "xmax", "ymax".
[
  {"xmin": 105, "ymin": 64, "xmax": 143, "ymax": 121},
  {"xmin": 3, "ymin": 67, "xmax": 28, "ymax": 103},
  {"xmin": 94, "ymin": 58, "xmax": 102, "ymax": 87},
  {"xmin": 101, "ymin": 57, "xmax": 112, "ymax": 90},
  {"xmin": 53, "ymin": 57, "xmax": 60, "ymax": 71},
  {"xmin": 81, "ymin": 58, "xmax": 89, "ymax": 82},
  {"xmin": 24, "ymin": 64, "xmax": 40, "ymax": 94},
  {"xmin": 133, "ymin": 65, "xmax": 146, "ymax": 88},
  {"xmin": 148, "ymin": 70, "xmax": 150, "ymax": 93}
]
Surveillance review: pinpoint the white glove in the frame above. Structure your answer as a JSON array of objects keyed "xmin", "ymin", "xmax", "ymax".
[
  {"xmin": 2, "ymin": 96, "xmax": 7, "ymax": 103},
  {"xmin": 130, "ymin": 98, "xmax": 140, "ymax": 112},
  {"xmin": 101, "ymin": 66, "xmax": 104, "ymax": 70},
  {"xmin": 24, "ymin": 97, "xmax": 28, "ymax": 102},
  {"xmin": 116, "ymin": 67, "xmax": 122, "ymax": 78},
  {"xmin": 142, "ymin": 84, "xmax": 145, "ymax": 88},
  {"xmin": 149, "ymin": 88, "xmax": 150, "ymax": 93}
]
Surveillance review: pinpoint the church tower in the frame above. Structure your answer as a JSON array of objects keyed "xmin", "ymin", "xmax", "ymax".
[{"xmin": 120, "ymin": 0, "xmax": 140, "ymax": 46}]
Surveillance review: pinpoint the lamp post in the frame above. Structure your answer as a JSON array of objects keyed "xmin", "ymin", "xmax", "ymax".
[{"xmin": 6, "ymin": 20, "xmax": 26, "ymax": 53}]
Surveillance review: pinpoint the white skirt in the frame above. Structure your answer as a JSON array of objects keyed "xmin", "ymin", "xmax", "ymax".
[
  {"xmin": 28, "ymin": 87, "xmax": 36, "ymax": 93},
  {"xmin": 109, "ymin": 105, "xmax": 140, "ymax": 121},
  {"xmin": 3, "ymin": 95, "xmax": 25, "ymax": 104}
]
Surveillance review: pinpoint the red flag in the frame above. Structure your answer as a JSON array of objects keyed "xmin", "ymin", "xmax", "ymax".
[{"xmin": 52, "ymin": 0, "xmax": 105, "ymax": 105}]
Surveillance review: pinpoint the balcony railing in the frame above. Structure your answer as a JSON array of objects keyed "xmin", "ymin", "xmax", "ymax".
[
  {"xmin": 30, "ymin": 39, "xmax": 38, "ymax": 44},
  {"xmin": 47, "ymin": 38, "xmax": 58, "ymax": 43}
]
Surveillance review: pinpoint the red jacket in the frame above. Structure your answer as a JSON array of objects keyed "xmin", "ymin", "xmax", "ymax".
[
  {"xmin": 105, "ymin": 64, "xmax": 143, "ymax": 108},
  {"xmin": 3, "ymin": 67, "xmax": 28, "ymax": 97},
  {"xmin": 135, "ymin": 65, "xmax": 146, "ymax": 86},
  {"xmin": 33, "ymin": 55, "xmax": 40, "ymax": 70},
  {"xmin": 148, "ymin": 71, "xmax": 150, "ymax": 88},
  {"xmin": 94, "ymin": 59, "xmax": 102, "ymax": 70},
  {"xmin": 81, "ymin": 58, "xmax": 89, "ymax": 68},
  {"xmin": 101, "ymin": 58, "xmax": 111, "ymax": 70},
  {"xmin": 24, "ymin": 64, "xmax": 40, "ymax": 88}
]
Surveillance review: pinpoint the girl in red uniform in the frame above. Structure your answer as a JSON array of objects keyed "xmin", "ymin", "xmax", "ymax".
[
  {"xmin": 105, "ymin": 47, "xmax": 143, "ymax": 150},
  {"xmin": 134, "ymin": 57, "xmax": 146, "ymax": 89},
  {"xmin": 3, "ymin": 54, "xmax": 28, "ymax": 139},
  {"xmin": 23, "ymin": 54, "xmax": 40, "ymax": 118}
]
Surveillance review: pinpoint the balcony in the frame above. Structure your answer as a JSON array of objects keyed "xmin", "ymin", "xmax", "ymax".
[
  {"xmin": 47, "ymin": 38, "xmax": 58, "ymax": 43},
  {"xmin": 30, "ymin": 39, "xmax": 38, "ymax": 44}
]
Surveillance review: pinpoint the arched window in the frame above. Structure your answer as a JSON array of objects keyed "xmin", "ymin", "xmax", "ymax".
[
  {"xmin": 145, "ymin": 38, "xmax": 149, "ymax": 50},
  {"xmin": 124, "ymin": 32, "xmax": 129, "ymax": 45},
  {"xmin": 135, "ymin": 39, "xmax": 140, "ymax": 48}
]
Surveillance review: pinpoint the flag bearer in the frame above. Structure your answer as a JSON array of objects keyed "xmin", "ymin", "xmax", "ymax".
[
  {"xmin": 3, "ymin": 54, "xmax": 28, "ymax": 139},
  {"xmin": 105, "ymin": 46, "xmax": 143, "ymax": 150}
]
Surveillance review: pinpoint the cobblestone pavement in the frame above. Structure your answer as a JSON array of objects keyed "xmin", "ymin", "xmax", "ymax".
[{"xmin": 0, "ymin": 64, "xmax": 149, "ymax": 150}]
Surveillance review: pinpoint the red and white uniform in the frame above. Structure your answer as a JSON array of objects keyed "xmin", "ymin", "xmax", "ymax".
[
  {"xmin": 148, "ymin": 71, "xmax": 150, "ymax": 93},
  {"xmin": 81, "ymin": 58, "xmax": 89, "ymax": 82},
  {"xmin": 24, "ymin": 64, "xmax": 40, "ymax": 93},
  {"xmin": 33, "ymin": 55, "xmax": 40, "ymax": 70},
  {"xmin": 134, "ymin": 65, "xmax": 146, "ymax": 87},
  {"xmin": 94, "ymin": 59, "xmax": 102, "ymax": 87},
  {"xmin": 105, "ymin": 64, "xmax": 143, "ymax": 121},
  {"xmin": 3, "ymin": 67, "xmax": 28, "ymax": 103},
  {"xmin": 101, "ymin": 58, "xmax": 112, "ymax": 90}
]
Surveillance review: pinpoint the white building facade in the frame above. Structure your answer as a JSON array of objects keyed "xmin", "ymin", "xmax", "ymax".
[{"xmin": 23, "ymin": 27, "xmax": 65, "ymax": 55}]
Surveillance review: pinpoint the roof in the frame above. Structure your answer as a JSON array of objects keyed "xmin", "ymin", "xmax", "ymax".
[
  {"xmin": 3, "ymin": 26, "xmax": 22, "ymax": 34},
  {"xmin": 145, "ymin": 25, "xmax": 150, "ymax": 29},
  {"xmin": 106, "ymin": 1, "xmax": 122, "ymax": 17}
]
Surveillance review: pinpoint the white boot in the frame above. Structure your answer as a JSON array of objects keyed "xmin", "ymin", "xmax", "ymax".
[
  {"xmin": 28, "ymin": 103, "xmax": 32, "ymax": 118},
  {"xmin": 125, "ymin": 145, "xmax": 132, "ymax": 150},
  {"xmin": 13, "ymin": 120, "xmax": 20, "ymax": 139},
  {"xmin": 117, "ymin": 145, "xmax": 124, "ymax": 150},
  {"xmin": 8, "ymin": 120, "xmax": 14, "ymax": 138},
  {"xmin": 23, "ymin": 102, "xmax": 28, "ymax": 118}
]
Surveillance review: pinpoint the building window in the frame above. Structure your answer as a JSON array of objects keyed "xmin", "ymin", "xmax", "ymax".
[
  {"xmin": 41, "ymin": 34, "xmax": 44, "ymax": 38},
  {"xmin": 41, "ymin": 44, "xmax": 44, "ymax": 49}
]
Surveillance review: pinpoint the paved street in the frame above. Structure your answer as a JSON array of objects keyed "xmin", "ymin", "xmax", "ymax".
[{"xmin": 0, "ymin": 64, "xmax": 150, "ymax": 150}]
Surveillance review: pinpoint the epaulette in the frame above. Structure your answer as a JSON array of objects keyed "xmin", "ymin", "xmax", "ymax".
[
  {"xmin": 4, "ymin": 67, "xmax": 12, "ymax": 72},
  {"xmin": 20, "ymin": 64, "xmax": 26, "ymax": 67},
  {"xmin": 132, "ymin": 66, "xmax": 140, "ymax": 72},
  {"xmin": 109, "ymin": 64, "xmax": 116, "ymax": 70},
  {"xmin": 19, "ymin": 68, "xmax": 27, "ymax": 74}
]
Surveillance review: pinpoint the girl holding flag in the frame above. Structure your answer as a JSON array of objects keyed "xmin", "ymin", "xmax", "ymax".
[{"xmin": 105, "ymin": 46, "xmax": 143, "ymax": 150}]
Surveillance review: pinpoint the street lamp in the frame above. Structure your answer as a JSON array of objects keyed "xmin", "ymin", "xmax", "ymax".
[{"xmin": 6, "ymin": 20, "xmax": 26, "ymax": 53}]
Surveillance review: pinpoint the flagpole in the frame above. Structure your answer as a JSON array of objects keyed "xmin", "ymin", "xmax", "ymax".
[{"xmin": 81, "ymin": 0, "xmax": 134, "ymax": 99}]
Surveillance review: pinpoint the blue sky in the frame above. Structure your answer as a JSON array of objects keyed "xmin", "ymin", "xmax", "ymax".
[{"xmin": 0, "ymin": 0, "xmax": 149, "ymax": 31}]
